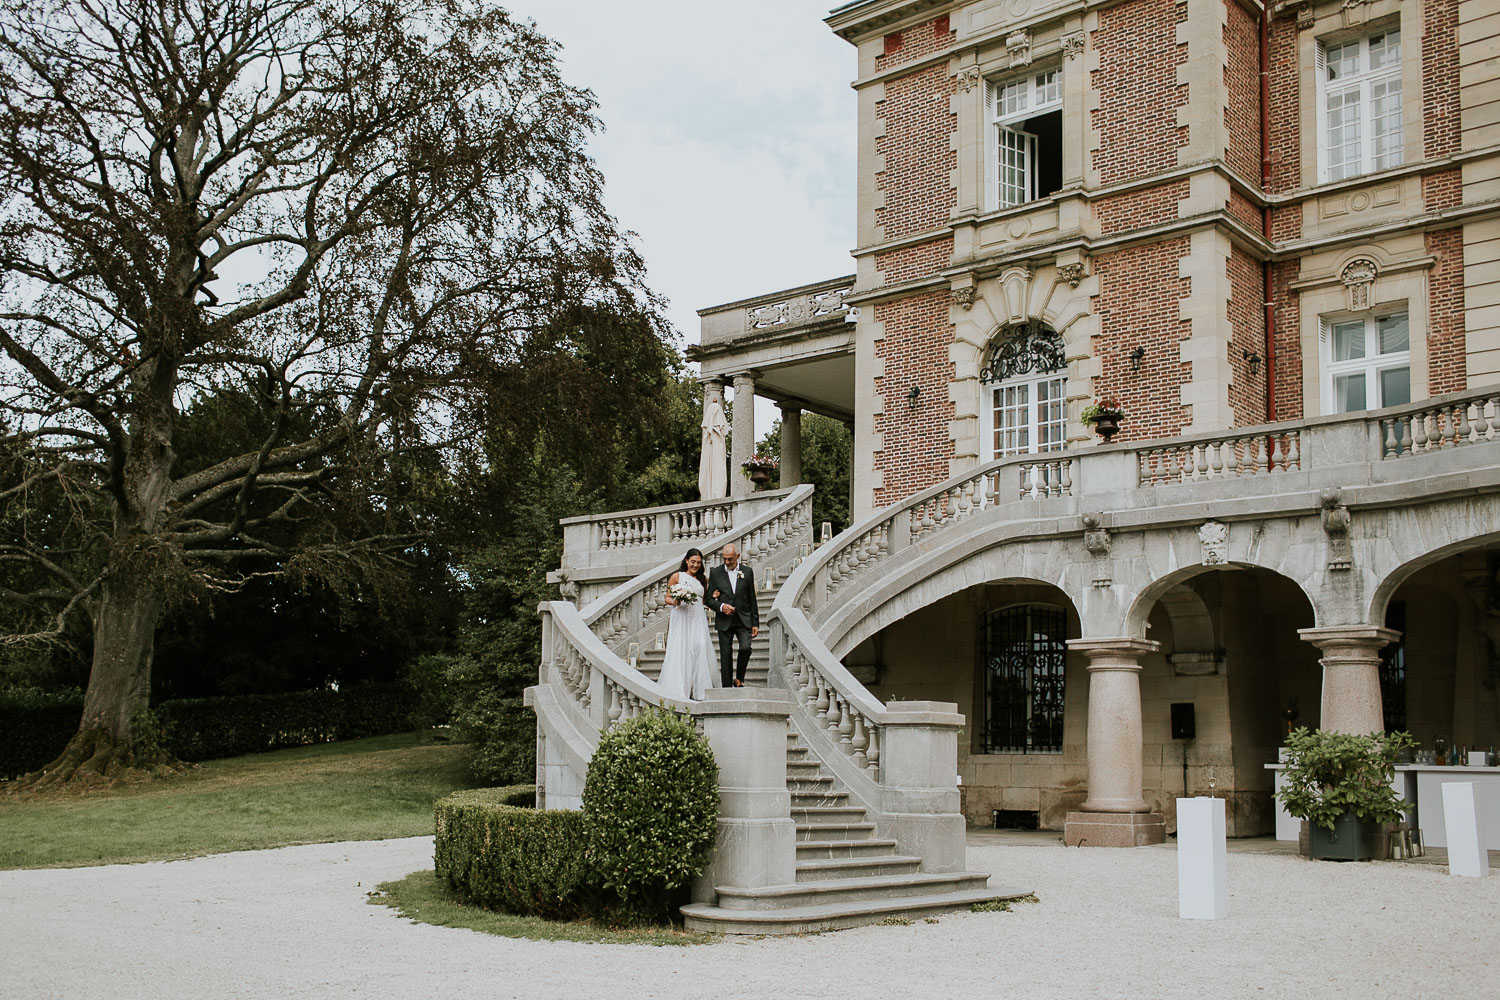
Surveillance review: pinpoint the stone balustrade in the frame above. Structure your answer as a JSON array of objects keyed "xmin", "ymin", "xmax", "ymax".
[
  {"xmin": 1377, "ymin": 389, "xmax": 1500, "ymax": 458},
  {"xmin": 1137, "ymin": 428, "xmax": 1301, "ymax": 485},
  {"xmin": 698, "ymin": 275, "xmax": 858, "ymax": 347}
]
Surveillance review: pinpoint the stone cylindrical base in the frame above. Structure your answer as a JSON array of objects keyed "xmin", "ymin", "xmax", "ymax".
[{"xmin": 1063, "ymin": 811, "xmax": 1167, "ymax": 848}]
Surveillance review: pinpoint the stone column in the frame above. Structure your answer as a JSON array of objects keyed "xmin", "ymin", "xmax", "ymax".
[
  {"xmin": 1298, "ymin": 625, "xmax": 1398, "ymax": 734},
  {"xmin": 690, "ymin": 688, "xmax": 796, "ymax": 902},
  {"xmin": 730, "ymin": 371, "xmax": 757, "ymax": 499},
  {"xmin": 1063, "ymin": 637, "xmax": 1166, "ymax": 847},
  {"xmin": 778, "ymin": 402, "xmax": 802, "ymax": 487},
  {"xmin": 877, "ymin": 701, "xmax": 967, "ymax": 873}
]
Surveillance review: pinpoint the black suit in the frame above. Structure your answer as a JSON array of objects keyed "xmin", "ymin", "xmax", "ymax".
[{"xmin": 707, "ymin": 562, "xmax": 758, "ymax": 686}]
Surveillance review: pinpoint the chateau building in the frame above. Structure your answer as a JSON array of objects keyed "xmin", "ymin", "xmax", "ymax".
[{"xmin": 532, "ymin": 0, "xmax": 1500, "ymax": 930}]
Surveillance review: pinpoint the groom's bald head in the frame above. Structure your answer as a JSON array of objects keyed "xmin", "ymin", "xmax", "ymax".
[{"xmin": 722, "ymin": 544, "xmax": 739, "ymax": 568}]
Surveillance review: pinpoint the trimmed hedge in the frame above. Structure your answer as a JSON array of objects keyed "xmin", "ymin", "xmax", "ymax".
[
  {"xmin": 432, "ymin": 785, "xmax": 594, "ymax": 920},
  {"xmin": 0, "ymin": 682, "xmax": 420, "ymax": 778},
  {"xmin": 583, "ymin": 711, "xmax": 719, "ymax": 922}
]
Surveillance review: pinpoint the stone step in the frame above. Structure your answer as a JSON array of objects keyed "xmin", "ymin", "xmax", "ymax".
[
  {"xmin": 796, "ymin": 822, "xmax": 876, "ymax": 843},
  {"xmin": 794, "ymin": 854, "xmax": 923, "ymax": 882},
  {"xmin": 787, "ymin": 776, "xmax": 836, "ymax": 794},
  {"xmin": 790, "ymin": 790, "xmax": 851, "ymax": 808},
  {"xmin": 795, "ymin": 838, "xmax": 901, "ymax": 860},
  {"xmin": 791, "ymin": 805, "xmax": 868, "ymax": 825},
  {"xmin": 680, "ymin": 885, "xmax": 1031, "ymax": 935},
  {"xmin": 710, "ymin": 871, "xmax": 994, "ymax": 911},
  {"xmin": 785, "ymin": 759, "xmax": 822, "ymax": 773}
]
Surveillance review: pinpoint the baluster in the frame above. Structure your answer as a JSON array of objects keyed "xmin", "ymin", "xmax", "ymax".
[
  {"xmin": 813, "ymin": 675, "xmax": 830, "ymax": 717},
  {"xmin": 1382, "ymin": 419, "xmax": 1398, "ymax": 458},
  {"xmin": 1285, "ymin": 433, "xmax": 1299, "ymax": 471},
  {"xmin": 1246, "ymin": 435, "xmax": 1262, "ymax": 475},
  {"xmin": 1457, "ymin": 404, "xmax": 1472, "ymax": 445},
  {"xmin": 1473, "ymin": 401, "xmax": 1491, "ymax": 443},
  {"xmin": 607, "ymin": 685, "xmax": 622, "ymax": 727},
  {"xmin": 851, "ymin": 713, "xmax": 869, "ymax": 768},
  {"xmin": 920, "ymin": 499, "xmax": 936, "ymax": 533},
  {"xmin": 957, "ymin": 480, "xmax": 973, "ymax": 518},
  {"xmin": 1270, "ymin": 434, "xmax": 1285, "ymax": 472},
  {"xmin": 1412, "ymin": 412, "xmax": 1429, "ymax": 452},
  {"xmin": 824, "ymin": 692, "xmax": 841, "ymax": 735},
  {"xmin": 865, "ymin": 726, "xmax": 880, "ymax": 779},
  {"xmin": 1059, "ymin": 460, "xmax": 1073, "ymax": 496}
]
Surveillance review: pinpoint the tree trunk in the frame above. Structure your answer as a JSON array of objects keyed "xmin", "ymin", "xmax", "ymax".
[{"xmin": 13, "ymin": 576, "xmax": 180, "ymax": 791}]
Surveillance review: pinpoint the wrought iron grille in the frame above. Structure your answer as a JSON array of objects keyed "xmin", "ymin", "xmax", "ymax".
[
  {"xmin": 982, "ymin": 605, "xmax": 1067, "ymax": 753},
  {"xmin": 980, "ymin": 322, "xmax": 1066, "ymax": 384},
  {"xmin": 1380, "ymin": 600, "xmax": 1406, "ymax": 733}
]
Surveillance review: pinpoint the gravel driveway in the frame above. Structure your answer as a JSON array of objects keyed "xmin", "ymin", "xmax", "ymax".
[{"xmin": 2, "ymin": 835, "xmax": 1495, "ymax": 1000}]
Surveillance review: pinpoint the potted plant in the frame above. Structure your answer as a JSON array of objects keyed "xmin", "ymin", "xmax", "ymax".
[
  {"xmin": 1276, "ymin": 726, "xmax": 1414, "ymax": 861},
  {"xmin": 740, "ymin": 454, "xmax": 778, "ymax": 489},
  {"xmin": 1081, "ymin": 398, "xmax": 1126, "ymax": 442}
]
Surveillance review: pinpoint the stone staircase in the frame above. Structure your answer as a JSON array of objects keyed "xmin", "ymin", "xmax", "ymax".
[
  {"xmin": 679, "ymin": 730, "xmax": 1025, "ymax": 934},
  {"xmin": 635, "ymin": 642, "xmax": 770, "ymax": 687}
]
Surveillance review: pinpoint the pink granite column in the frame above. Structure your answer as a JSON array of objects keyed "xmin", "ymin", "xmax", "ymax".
[
  {"xmin": 1298, "ymin": 625, "xmax": 1398, "ymax": 734},
  {"xmin": 1063, "ymin": 638, "xmax": 1165, "ymax": 848}
]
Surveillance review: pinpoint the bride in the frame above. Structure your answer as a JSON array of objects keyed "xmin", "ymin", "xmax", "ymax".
[{"xmin": 657, "ymin": 548, "xmax": 717, "ymax": 700}]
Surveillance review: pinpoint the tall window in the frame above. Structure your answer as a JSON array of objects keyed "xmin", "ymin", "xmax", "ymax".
[
  {"xmin": 1322, "ymin": 311, "xmax": 1410, "ymax": 413},
  {"xmin": 982, "ymin": 322, "xmax": 1067, "ymax": 458},
  {"xmin": 982, "ymin": 605, "xmax": 1067, "ymax": 754},
  {"xmin": 1319, "ymin": 27, "xmax": 1402, "ymax": 182},
  {"xmin": 987, "ymin": 68, "xmax": 1062, "ymax": 208}
]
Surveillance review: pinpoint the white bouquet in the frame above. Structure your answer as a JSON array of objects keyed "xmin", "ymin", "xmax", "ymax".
[{"xmin": 669, "ymin": 582, "xmax": 700, "ymax": 605}]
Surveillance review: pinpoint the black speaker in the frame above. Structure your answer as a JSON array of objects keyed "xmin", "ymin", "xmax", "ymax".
[{"xmin": 1170, "ymin": 702, "xmax": 1196, "ymax": 741}]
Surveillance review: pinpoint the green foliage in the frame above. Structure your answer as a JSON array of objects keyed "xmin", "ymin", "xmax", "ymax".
[
  {"xmin": 0, "ymin": 688, "xmax": 85, "ymax": 779},
  {"xmin": 0, "ymin": 684, "xmax": 418, "ymax": 777},
  {"xmin": 1276, "ymin": 726, "xmax": 1416, "ymax": 831},
  {"xmin": 758, "ymin": 414, "xmax": 853, "ymax": 535},
  {"xmin": 582, "ymin": 711, "xmax": 719, "ymax": 923},
  {"xmin": 432, "ymin": 786, "xmax": 596, "ymax": 921}
]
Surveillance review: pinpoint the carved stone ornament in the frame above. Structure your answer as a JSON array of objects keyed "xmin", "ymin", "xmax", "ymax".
[
  {"xmin": 952, "ymin": 286, "xmax": 976, "ymax": 311},
  {"xmin": 1006, "ymin": 29, "xmax": 1032, "ymax": 68},
  {"xmin": 1342, "ymin": 0, "xmax": 1371, "ymax": 28},
  {"xmin": 1056, "ymin": 261, "xmax": 1087, "ymax": 288},
  {"xmin": 1198, "ymin": 520, "xmax": 1228, "ymax": 566},
  {"xmin": 1082, "ymin": 513, "xmax": 1112, "ymax": 556},
  {"xmin": 556, "ymin": 571, "xmax": 580, "ymax": 604},
  {"xmin": 1061, "ymin": 32, "xmax": 1085, "ymax": 61},
  {"xmin": 1340, "ymin": 257, "xmax": 1378, "ymax": 312},
  {"xmin": 980, "ymin": 322, "xmax": 1067, "ymax": 383},
  {"xmin": 956, "ymin": 66, "xmax": 981, "ymax": 92},
  {"xmin": 1319, "ymin": 487, "xmax": 1353, "ymax": 572},
  {"xmin": 1295, "ymin": 2, "xmax": 1315, "ymax": 29}
]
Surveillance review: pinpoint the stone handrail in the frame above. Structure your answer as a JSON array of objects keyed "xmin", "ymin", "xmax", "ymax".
[
  {"xmin": 1136, "ymin": 427, "xmax": 1301, "ymax": 485},
  {"xmin": 1376, "ymin": 387, "xmax": 1500, "ymax": 458},
  {"xmin": 583, "ymin": 484, "xmax": 815, "ymax": 659}
]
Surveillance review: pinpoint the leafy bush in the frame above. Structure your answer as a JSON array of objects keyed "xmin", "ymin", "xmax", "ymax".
[
  {"xmin": 0, "ymin": 687, "xmax": 84, "ymax": 779},
  {"xmin": 0, "ymin": 683, "xmax": 419, "ymax": 777},
  {"xmin": 157, "ymin": 682, "xmax": 419, "ymax": 761},
  {"xmin": 432, "ymin": 786, "xmax": 593, "ymax": 920},
  {"xmin": 582, "ymin": 711, "xmax": 719, "ymax": 923},
  {"xmin": 1276, "ymin": 726, "xmax": 1415, "ymax": 831}
]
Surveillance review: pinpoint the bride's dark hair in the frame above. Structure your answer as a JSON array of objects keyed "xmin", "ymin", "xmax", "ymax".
[{"xmin": 678, "ymin": 547, "xmax": 708, "ymax": 587}]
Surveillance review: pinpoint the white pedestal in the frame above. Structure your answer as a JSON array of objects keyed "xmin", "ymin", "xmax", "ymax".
[
  {"xmin": 1177, "ymin": 797, "xmax": 1227, "ymax": 920},
  {"xmin": 1441, "ymin": 782, "xmax": 1490, "ymax": 878}
]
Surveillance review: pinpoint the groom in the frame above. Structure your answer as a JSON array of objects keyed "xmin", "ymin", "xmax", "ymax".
[{"xmin": 708, "ymin": 542, "xmax": 758, "ymax": 688}]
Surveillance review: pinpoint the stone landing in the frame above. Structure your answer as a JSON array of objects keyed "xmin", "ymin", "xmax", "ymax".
[{"xmin": 1062, "ymin": 812, "xmax": 1167, "ymax": 848}]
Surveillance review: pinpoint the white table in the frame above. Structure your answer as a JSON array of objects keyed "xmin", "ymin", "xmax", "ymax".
[{"xmin": 1405, "ymin": 766, "xmax": 1500, "ymax": 849}]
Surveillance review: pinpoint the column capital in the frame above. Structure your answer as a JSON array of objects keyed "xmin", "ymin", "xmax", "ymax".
[
  {"xmin": 1067, "ymin": 637, "xmax": 1161, "ymax": 667},
  {"xmin": 1297, "ymin": 625, "xmax": 1400, "ymax": 652},
  {"xmin": 698, "ymin": 375, "xmax": 726, "ymax": 390},
  {"xmin": 777, "ymin": 398, "xmax": 807, "ymax": 414},
  {"xmin": 731, "ymin": 370, "xmax": 761, "ymax": 386}
]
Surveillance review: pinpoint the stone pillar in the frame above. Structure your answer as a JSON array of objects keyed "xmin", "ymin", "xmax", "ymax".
[
  {"xmin": 691, "ymin": 688, "xmax": 796, "ymax": 902},
  {"xmin": 1063, "ymin": 638, "xmax": 1166, "ymax": 847},
  {"xmin": 877, "ymin": 701, "xmax": 967, "ymax": 873},
  {"xmin": 1298, "ymin": 625, "xmax": 1398, "ymax": 734},
  {"xmin": 778, "ymin": 402, "xmax": 802, "ymax": 486},
  {"xmin": 730, "ymin": 371, "xmax": 757, "ymax": 498}
]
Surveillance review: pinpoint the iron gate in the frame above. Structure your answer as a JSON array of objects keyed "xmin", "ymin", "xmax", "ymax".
[{"xmin": 982, "ymin": 604, "xmax": 1067, "ymax": 753}]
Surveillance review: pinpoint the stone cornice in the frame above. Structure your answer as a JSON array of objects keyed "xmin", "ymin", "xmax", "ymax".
[{"xmin": 825, "ymin": 0, "xmax": 956, "ymax": 42}]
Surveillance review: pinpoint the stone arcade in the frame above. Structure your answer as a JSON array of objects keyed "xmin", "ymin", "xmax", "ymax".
[{"xmin": 529, "ymin": 0, "xmax": 1500, "ymax": 930}]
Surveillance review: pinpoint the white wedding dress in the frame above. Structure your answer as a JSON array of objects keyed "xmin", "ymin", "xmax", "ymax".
[{"xmin": 657, "ymin": 574, "xmax": 717, "ymax": 701}]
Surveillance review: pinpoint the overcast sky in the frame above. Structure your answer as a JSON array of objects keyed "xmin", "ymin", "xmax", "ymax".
[{"xmin": 499, "ymin": 1, "xmax": 858, "ymax": 352}]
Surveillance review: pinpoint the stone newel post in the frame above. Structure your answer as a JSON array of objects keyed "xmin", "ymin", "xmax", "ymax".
[
  {"xmin": 691, "ymin": 688, "xmax": 796, "ymax": 902},
  {"xmin": 730, "ymin": 372, "xmax": 758, "ymax": 498},
  {"xmin": 1064, "ymin": 638, "xmax": 1166, "ymax": 848},
  {"xmin": 1298, "ymin": 625, "xmax": 1398, "ymax": 734},
  {"xmin": 878, "ymin": 701, "xmax": 967, "ymax": 873},
  {"xmin": 778, "ymin": 402, "xmax": 802, "ymax": 487}
]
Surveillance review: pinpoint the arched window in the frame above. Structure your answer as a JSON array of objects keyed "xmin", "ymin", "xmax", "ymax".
[
  {"xmin": 982, "ymin": 604, "xmax": 1067, "ymax": 754},
  {"xmin": 980, "ymin": 322, "xmax": 1067, "ymax": 458}
]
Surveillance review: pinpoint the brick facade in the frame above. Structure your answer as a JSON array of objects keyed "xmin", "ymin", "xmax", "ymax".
[
  {"xmin": 873, "ymin": 289, "xmax": 956, "ymax": 506},
  {"xmin": 1092, "ymin": 238, "xmax": 1193, "ymax": 441},
  {"xmin": 1265, "ymin": 15, "xmax": 1300, "ymax": 194},
  {"xmin": 1426, "ymin": 227, "xmax": 1466, "ymax": 395},
  {"xmin": 875, "ymin": 28, "xmax": 956, "ymax": 242},
  {"xmin": 875, "ymin": 15, "xmax": 954, "ymax": 72},
  {"xmin": 1227, "ymin": 245, "xmax": 1269, "ymax": 426},
  {"xmin": 1094, "ymin": 181, "xmax": 1189, "ymax": 237},
  {"xmin": 1091, "ymin": 0, "xmax": 1188, "ymax": 187},
  {"xmin": 1270, "ymin": 260, "xmax": 1302, "ymax": 420},
  {"xmin": 1223, "ymin": 0, "xmax": 1260, "ymax": 181},
  {"xmin": 1422, "ymin": 0, "xmax": 1460, "ymax": 160}
]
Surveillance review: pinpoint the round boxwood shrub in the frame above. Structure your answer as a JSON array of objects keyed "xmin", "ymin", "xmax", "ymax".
[{"xmin": 582, "ymin": 710, "xmax": 719, "ymax": 923}]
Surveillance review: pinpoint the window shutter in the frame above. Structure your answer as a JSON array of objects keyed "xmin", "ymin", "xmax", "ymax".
[
  {"xmin": 985, "ymin": 81, "xmax": 998, "ymax": 211},
  {"xmin": 1314, "ymin": 42, "xmax": 1328, "ymax": 185}
]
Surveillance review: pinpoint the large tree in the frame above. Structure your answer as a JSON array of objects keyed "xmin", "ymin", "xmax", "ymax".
[{"xmin": 0, "ymin": 0, "xmax": 664, "ymax": 784}]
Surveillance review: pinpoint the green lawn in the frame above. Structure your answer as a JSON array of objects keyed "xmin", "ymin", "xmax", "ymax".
[
  {"xmin": 0, "ymin": 731, "xmax": 482, "ymax": 870},
  {"xmin": 371, "ymin": 870, "xmax": 716, "ymax": 946}
]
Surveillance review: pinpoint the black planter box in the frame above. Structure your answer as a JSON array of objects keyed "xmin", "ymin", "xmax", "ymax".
[{"xmin": 1309, "ymin": 812, "xmax": 1373, "ymax": 861}]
